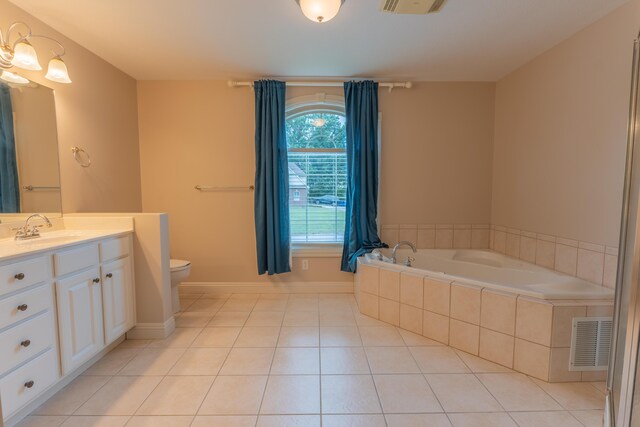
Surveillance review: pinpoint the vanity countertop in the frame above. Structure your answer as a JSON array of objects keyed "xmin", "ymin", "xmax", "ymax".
[{"xmin": 0, "ymin": 229, "xmax": 133, "ymax": 262}]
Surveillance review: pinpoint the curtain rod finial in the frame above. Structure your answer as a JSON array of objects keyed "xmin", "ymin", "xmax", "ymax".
[{"xmin": 405, "ymin": 82, "xmax": 413, "ymax": 89}]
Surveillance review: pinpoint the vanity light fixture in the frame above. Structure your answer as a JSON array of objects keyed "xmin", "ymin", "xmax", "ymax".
[
  {"xmin": 296, "ymin": 0, "xmax": 345, "ymax": 23},
  {"xmin": 0, "ymin": 70, "xmax": 29, "ymax": 85},
  {"xmin": 45, "ymin": 56, "xmax": 72, "ymax": 84},
  {"xmin": 0, "ymin": 22, "xmax": 72, "ymax": 84}
]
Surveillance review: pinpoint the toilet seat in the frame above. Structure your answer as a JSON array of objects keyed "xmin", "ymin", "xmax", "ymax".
[{"xmin": 170, "ymin": 259, "xmax": 191, "ymax": 272}]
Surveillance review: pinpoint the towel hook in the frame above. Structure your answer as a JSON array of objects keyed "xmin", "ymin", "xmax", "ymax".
[{"xmin": 71, "ymin": 146, "xmax": 91, "ymax": 168}]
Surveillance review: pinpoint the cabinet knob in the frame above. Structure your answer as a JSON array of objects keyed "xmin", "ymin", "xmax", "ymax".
[
  {"xmin": 20, "ymin": 339, "xmax": 31, "ymax": 347},
  {"xmin": 106, "ymin": 273, "xmax": 113, "ymax": 278},
  {"xmin": 93, "ymin": 278, "xmax": 100, "ymax": 283},
  {"xmin": 17, "ymin": 304, "xmax": 28, "ymax": 312},
  {"xmin": 24, "ymin": 380, "xmax": 34, "ymax": 389},
  {"xmin": 14, "ymin": 273, "xmax": 25, "ymax": 280}
]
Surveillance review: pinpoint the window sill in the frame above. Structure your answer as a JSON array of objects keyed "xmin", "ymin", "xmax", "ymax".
[{"xmin": 291, "ymin": 243, "xmax": 343, "ymax": 258}]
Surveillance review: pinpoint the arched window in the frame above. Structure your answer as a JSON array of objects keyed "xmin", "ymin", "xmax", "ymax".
[{"xmin": 286, "ymin": 94, "xmax": 346, "ymax": 243}]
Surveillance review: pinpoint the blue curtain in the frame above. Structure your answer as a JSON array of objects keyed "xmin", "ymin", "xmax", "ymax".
[
  {"xmin": 0, "ymin": 84, "xmax": 19, "ymax": 213},
  {"xmin": 254, "ymin": 80, "xmax": 291, "ymax": 275},
  {"xmin": 341, "ymin": 81, "xmax": 386, "ymax": 272}
]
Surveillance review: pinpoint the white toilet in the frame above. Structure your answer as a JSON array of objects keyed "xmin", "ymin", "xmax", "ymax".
[{"xmin": 170, "ymin": 259, "xmax": 192, "ymax": 313}]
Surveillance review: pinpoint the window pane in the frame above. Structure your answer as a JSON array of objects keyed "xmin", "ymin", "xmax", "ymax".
[
  {"xmin": 286, "ymin": 113, "xmax": 346, "ymax": 149},
  {"xmin": 287, "ymin": 112, "xmax": 347, "ymax": 243}
]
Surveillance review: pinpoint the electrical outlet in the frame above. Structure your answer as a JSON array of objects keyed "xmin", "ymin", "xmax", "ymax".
[{"xmin": 302, "ymin": 259, "xmax": 309, "ymax": 270}]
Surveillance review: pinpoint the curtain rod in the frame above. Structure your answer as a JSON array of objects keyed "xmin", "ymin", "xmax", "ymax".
[{"xmin": 228, "ymin": 80, "xmax": 413, "ymax": 92}]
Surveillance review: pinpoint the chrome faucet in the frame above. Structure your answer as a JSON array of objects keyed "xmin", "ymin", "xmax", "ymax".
[
  {"xmin": 13, "ymin": 214, "xmax": 52, "ymax": 240},
  {"xmin": 392, "ymin": 240, "xmax": 417, "ymax": 265}
]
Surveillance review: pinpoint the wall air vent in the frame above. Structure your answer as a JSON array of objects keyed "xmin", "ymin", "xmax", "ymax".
[
  {"xmin": 380, "ymin": 0, "xmax": 447, "ymax": 14},
  {"xmin": 569, "ymin": 317, "xmax": 613, "ymax": 371}
]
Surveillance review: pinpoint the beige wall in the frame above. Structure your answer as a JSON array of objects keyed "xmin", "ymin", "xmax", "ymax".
[
  {"xmin": 492, "ymin": 0, "xmax": 640, "ymax": 247},
  {"xmin": 378, "ymin": 83, "xmax": 495, "ymax": 225},
  {"xmin": 0, "ymin": 0, "xmax": 141, "ymax": 215},
  {"xmin": 137, "ymin": 81, "xmax": 495, "ymax": 283}
]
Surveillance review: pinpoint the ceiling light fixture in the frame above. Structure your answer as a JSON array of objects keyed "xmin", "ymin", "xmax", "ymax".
[
  {"xmin": 296, "ymin": 0, "xmax": 345, "ymax": 23},
  {"xmin": 312, "ymin": 117, "xmax": 326, "ymax": 127},
  {"xmin": 0, "ymin": 22, "xmax": 72, "ymax": 84}
]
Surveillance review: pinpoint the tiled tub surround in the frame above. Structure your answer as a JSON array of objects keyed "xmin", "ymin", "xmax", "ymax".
[
  {"xmin": 380, "ymin": 223, "xmax": 618, "ymax": 288},
  {"xmin": 356, "ymin": 259, "xmax": 613, "ymax": 383},
  {"xmin": 381, "ymin": 224, "xmax": 491, "ymax": 251},
  {"xmin": 490, "ymin": 225, "xmax": 618, "ymax": 288}
]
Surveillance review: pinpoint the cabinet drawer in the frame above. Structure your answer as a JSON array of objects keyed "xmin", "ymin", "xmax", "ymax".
[
  {"xmin": 0, "ymin": 348, "xmax": 58, "ymax": 418},
  {"xmin": 54, "ymin": 244, "xmax": 99, "ymax": 277},
  {"xmin": 100, "ymin": 236, "xmax": 130, "ymax": 262},
  {"xmin": 0, "ymin": 284, "xmax": 52, "ymax": 331},
  {"xmin": 0, "ymin": 311, "xmax": 55, "ymax": 377},
  {"xmin": 0, "ymin": 256, "xmax": 49, "ymax": 298}
]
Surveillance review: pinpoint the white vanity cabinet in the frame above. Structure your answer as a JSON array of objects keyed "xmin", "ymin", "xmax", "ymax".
[
  {"xmin": 100, "ymin": 237, "xmax": 135, "ymax": 346},
  {"xmin": 0, "ymin": 232, "xmax": 136, "ymax": 421},
  {"xmin": 56, "ymin": 267, "xmax": 105, "ymax": 374},
  {"xmin": 0, "ymin": 255, "xmax": 58, "ymax": 420},
  {"xmin": 55, "ymin": 236, "xmax": 135, "ymax": 375}
]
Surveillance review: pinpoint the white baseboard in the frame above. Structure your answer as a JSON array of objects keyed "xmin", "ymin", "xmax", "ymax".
[
  {"xmin": 126, "ymin": 317, "xmax": 175, "ymax": 340},
  {"xmin": 180, "ymin": 281, "xmax": 354, "ymax": 295}
]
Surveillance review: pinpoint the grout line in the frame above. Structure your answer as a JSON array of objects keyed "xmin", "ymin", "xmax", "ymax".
[
  {"xmin": 522, "ymin": 375, "xmax": 569, "ymax": 411},
  {"xmin": 252, "ymin": 294, "xmax": 279, "ymax": 424},
  {"xmin": 471, "ymin": 370, "xmax": 509, "ymax": 413},
  {"xmin": 567, "ymin": 410, "xmax": 590, "ymax": 427},
  {"xmin": 56, "ymin": 373, "xmax": 114, "ymax": 417},
  {"xmin": 360, "ymin": 345, "xmax": 387, "ymax": 427},
  {"xmin": 404, "ymin": 340, "xmax": 446, "ymax": 416}
]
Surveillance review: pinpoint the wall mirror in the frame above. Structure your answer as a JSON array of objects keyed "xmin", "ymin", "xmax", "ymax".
[{"xmin": 0, "ymin": 79, "xmax": 62, "ymax": 223}]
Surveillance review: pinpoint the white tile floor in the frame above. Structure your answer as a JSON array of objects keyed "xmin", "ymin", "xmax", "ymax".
[{"xmin": 17, "ymin": 293, "xmax": 606, "ymax": 427}]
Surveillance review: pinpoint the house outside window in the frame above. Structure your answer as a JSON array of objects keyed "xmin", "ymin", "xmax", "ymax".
[{"xmin": 286, "ymin": 96, "xmax": 346, "ymax": 244}]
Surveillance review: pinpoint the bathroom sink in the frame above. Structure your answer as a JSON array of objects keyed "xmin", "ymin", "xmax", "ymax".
[
  {"xmin": 0, "ymin": 230, "xmax": 96, "ymax": 249},
  {"xmin": 16, "ymin": 230, "xmax": 98, "ymax": 244},
  {"xmin": 0, "ymin": 229, "xmax": 130, "ymax": 259},
  {"xmin": 14, "ymin": 234, "xmax": 81, "ymax": 246}
]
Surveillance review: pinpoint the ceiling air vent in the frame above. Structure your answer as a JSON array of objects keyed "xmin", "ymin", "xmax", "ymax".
[
  {"xmin": 569, "ymin": 317, "xmax": 613, "ymax": 371},
  {"xmin": 380, "ymin": 0, "xmax": 448, "ymax": 14}
]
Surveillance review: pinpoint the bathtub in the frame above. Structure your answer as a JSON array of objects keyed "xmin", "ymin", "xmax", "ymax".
[
  {"xmin": 356, "ymin": 248, "xmax": 614, "ymax": 382},
  {"xmin": 363, "ymin": 248, "xmax": 613, "ymax": 300}
]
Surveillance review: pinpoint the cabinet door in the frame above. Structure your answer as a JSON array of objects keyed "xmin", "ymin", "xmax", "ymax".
[
  {"xmin": 56, "ymin": 268, "xmax": 104, "ymax": 375},
  {"xmin": 102, "ymin": 257, "xmax": 134, "ymax": 345}
]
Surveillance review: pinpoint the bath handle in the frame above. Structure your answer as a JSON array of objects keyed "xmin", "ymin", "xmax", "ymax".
[{"xmin": 403, "ymin": 257, "xmax": 415, "ymax": 267}]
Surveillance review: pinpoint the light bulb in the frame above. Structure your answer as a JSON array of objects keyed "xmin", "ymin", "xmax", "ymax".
[
  {"xmin": 45, "ymin": 56, "xmax": 72, "ymax": 83},
  {"xmin": 11, "ymin": 40, "xmax": 42, "ymax": 71},
  {"xmin": 297, "ymin": 0, "xmax": 344, "ymax": 23},
  {"xmin": 0, "ymin": 70, "xmax": 29, "ymax": 84},
  {"xmin": 312, "ymin": 117, "xmax": 326, "ymax": 127}
]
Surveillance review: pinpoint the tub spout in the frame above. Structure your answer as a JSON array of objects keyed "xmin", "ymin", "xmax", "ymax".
[{"xmin": 392, "ymin": 240, "xmax": 417, "ymax": 264}]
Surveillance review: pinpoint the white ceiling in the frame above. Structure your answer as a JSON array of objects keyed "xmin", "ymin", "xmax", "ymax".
[{"xmin": 9, "ymin": 0, "xmax": 629, "ymax": 81}]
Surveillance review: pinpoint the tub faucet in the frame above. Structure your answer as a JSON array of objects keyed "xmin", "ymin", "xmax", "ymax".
[
  {"xmin": 13, "ymin": 214, "xmax": 52, "ymax": 240},
  {"xmin": 392, "ymin": 240, "xmax": 417, "ymax": 264}
]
